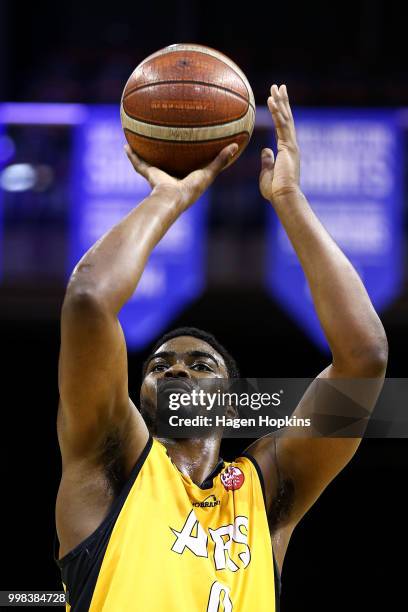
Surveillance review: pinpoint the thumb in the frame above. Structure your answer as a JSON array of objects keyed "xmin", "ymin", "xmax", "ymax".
[
  {"xmin": 261, "ymin": 147, "xmax": 275, "ymax": 171},
  {"xmin": 207, "ymin": 142, "xmax": 239, "ymax": 176},
  {"xmin": 184, "ymin": 142, "xmax": 239, "ymax": 194}
]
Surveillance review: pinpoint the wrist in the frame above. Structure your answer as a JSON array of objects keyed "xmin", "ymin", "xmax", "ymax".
[
  {"xmin": 269, "ymin": 185, "xmax": 304, "ymax": 206},
  {"xmin": 151, "ymin": 184, "xmax": 185, "ymax": 211}
]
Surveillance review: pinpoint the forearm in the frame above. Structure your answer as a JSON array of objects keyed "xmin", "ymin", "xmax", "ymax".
[
  {"xmin": 271, "ymin": 188, "xmax": 387, "ymax": 372},
  {"xmin": 65, "ymin": 186, "xmax": 182, "ymax": 313}
]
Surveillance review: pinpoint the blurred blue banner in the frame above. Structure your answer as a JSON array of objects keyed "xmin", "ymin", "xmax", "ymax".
[
  {"xmin": 0, "ymin": 124, "xmax": 4, "ymax": 280},
  {"xmin": 267, "ymin": 110, "xmax": 404, "ymax": 350},
  {"xmin": 69, "ymin": 106, "xmax": 208, "ymax": 349}
]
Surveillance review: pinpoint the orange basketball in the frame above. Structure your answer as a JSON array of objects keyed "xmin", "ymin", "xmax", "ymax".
[{"xmin": 120, "ymin": 44, "xmax": 255, "ymax": 177}]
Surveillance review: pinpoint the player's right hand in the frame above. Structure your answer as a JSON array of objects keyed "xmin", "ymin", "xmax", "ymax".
[{"xmin": 125, "ymin": 143, "xmax": 238, "ymax": 210}]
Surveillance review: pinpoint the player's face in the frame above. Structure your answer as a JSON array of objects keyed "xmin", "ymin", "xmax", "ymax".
[{"xmin": 140, "ymin": 336, "xmax": 229, "ymax": 429}]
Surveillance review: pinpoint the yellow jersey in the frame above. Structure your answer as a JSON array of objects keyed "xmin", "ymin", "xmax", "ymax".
[{"xmin": 56, "ymin": 437, "xmax": 280, "ymax": 611}]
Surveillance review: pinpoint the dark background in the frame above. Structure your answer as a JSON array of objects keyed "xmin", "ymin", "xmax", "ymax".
[
  {"xmin": 1, "ymin": 1, "xmax": 407, "ymax": 610},
  {"xmin": 2, "ymin": 0, "xmax": 407, "ymax": 106}
]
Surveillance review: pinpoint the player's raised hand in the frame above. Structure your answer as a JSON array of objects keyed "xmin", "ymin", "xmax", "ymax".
[
  {"xmin": 259, "ymin": 84, "xmax": 301, "ymax": 202},
  {"xmin": 125, "ymin": 143, "xmax": 238, "ymax": 210}
]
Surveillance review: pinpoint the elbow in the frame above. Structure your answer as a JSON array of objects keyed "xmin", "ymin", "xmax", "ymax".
[
  {"xmin": 338, "ymin": 331, "xmax": 388, "ymax": 377},
  {"xmin": 62, "ymin": 283, "xmax": 108, "ymax": 315},
  {"xmin": 358, "ymin": 342, "xmax": 388, "ymax": 377}
]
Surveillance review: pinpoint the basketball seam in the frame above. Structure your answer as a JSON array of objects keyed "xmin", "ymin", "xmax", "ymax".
[
  {"xmin": 127, "ymin": 47, "xmax": 254, "ymax": 109},
  {"xmin": 137, "ymin": 45, "xmax": 252, "ymax": 94},
  {"xmin": 121, "ymin": 105, "xmax": 255, "ymax": 141},
  {"xmin": 122, "ymin": 97, "xmax": 249, "ymax": 129},
  {"xmin": 137, "ymin": 44, "xmax": 239, "ymax": 69},
  {"xmin": 123, "ymin": 79, "xmax": 251, "ymax": 108},
  {"xmin": 123, "ymin": 127, "xmax": 250, "ymax": 145},
  {"xmin": 121, "ymin": 114, "xmax": 248, "ymax": 129}
]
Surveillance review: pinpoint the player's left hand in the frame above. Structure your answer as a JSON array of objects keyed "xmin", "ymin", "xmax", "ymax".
[
  {"xmin": 125, "ymin": 143, "xmax": 238, "ymax": 210},
  {"xmin": 259, "ymin": 84, "xmax": 301, "ymax": 203}
]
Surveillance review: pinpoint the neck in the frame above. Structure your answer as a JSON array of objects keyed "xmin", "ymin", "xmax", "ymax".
[{"xmin": 156, "ymin": 436, "xmax": 222, "ymax": 486}]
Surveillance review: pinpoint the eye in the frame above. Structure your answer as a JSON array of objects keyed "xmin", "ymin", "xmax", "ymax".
[
  {"xmin": 150, "ymin": 362, "xmax": 168, "ymax": 373},
  {"xmin": 191, "ymin": 362, "xmax": 213, "ymax": 372}
]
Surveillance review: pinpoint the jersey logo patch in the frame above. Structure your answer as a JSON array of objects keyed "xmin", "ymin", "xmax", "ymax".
[{"xmin": 220, "ymin": 466, "xmax": 245, "ymax": 491}]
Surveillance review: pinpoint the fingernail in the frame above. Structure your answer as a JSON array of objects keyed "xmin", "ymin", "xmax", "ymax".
[{"xmin": 230, "ymin": 144, "xmax": 239, "ymax": 155}]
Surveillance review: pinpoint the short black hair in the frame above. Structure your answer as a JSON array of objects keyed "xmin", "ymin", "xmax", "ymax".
[{"xmin": 142, "ymin": 326, "xmax": 240, "ymax": 379}]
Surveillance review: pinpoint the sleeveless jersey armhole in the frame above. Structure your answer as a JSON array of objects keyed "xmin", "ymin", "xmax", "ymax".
[
  {"xmin": 55, "ymin": 435, "xmax": 153, "ymax": 567},
  {"xmin": 239, "ymin": 450, "xmax": 282, "ymax": 604},
  {"xmin": 54, "ymin": 436, "xmax": 153, "ymax": 611}
]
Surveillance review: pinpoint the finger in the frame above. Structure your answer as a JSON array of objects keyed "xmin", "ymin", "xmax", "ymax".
[
  {"xmin": 279, "ymin": 84, "xmax": 293, "ymax": 119},
  {"xmin": 259, "ymin": 148, "xmax": 275, "ymax": 199},
  {"xmin": 184, "ymin": 143, "xmax": 238, "ymax": 195},
  {"xmin": 267, "ymin": 97, "xmax": 288, "ymax": 125},
  {"xmin": 276, "ymin": 84, "xmax": 296, "ymax": 133},
  {"xmin": 267, "ymin": 97, "xmax": 290, "ymax": 145},
  {"xmin": 195, "ymin": 142, "xmax": 238, "ymax": 181},
  {"xmin": 207, "ymin": 142, "xmax": 239, "ymax": 174},
  {"xmin": 124, "ymin": 144, "xmax": 151, "ymax": 180},
  {"xmin": 260, "ymin": 147, "xmax": 275, "ymax": 172},
  {"xmin": 269, "ymin": 85, "xmax": 290, "ymax": 121},
  {"xmin": 268, "ymin": 87, "xmax": 296, "ymax": 144}
]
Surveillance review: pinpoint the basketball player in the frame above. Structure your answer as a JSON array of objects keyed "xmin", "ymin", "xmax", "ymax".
[{"xmin": 55, "ymin": 85, "xmax": 388, "ymax": 611}]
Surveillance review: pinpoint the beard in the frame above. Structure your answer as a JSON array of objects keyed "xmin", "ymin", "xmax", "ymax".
[{"xmin": 139, "ymin": 379, "xmax": 223, "ymax": 438}]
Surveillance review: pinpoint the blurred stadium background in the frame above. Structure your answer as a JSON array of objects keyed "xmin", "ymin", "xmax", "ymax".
[{"xmin": 0, "ymin": 1, "xmax": 406, "ymax": 610}]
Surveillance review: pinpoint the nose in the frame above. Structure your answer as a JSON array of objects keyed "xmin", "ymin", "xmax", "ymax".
[{"xmin": 164, "ymin": 364, "xmax": 191, "ymax": 378}]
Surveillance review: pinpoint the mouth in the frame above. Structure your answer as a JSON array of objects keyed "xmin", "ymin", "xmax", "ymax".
[{"xmin": 158, "ymin": 379, "xmax": 197, "ymax": 396}]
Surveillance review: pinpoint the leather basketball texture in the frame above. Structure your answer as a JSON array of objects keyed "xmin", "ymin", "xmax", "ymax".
[{"xmin": 121, "ymin": 44, "xmax": 255, "ymax": 176}]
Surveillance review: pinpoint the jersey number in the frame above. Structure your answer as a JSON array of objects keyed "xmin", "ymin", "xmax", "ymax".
[{"xmin": 207, "ymin": 581, "xmax": 233, "ymax": 612}]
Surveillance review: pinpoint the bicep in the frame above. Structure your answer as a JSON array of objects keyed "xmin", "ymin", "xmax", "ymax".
[
  {"xmin": 249, "ymin": 363, "xmax": 385, "ymax": 527},
  {"xmin": 58, "ymin": 290, "xmax": 147, "ymax": 458},
  {"xmin": 275, "ymin": 363, "xmax": 385, "ymax": 524}
]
